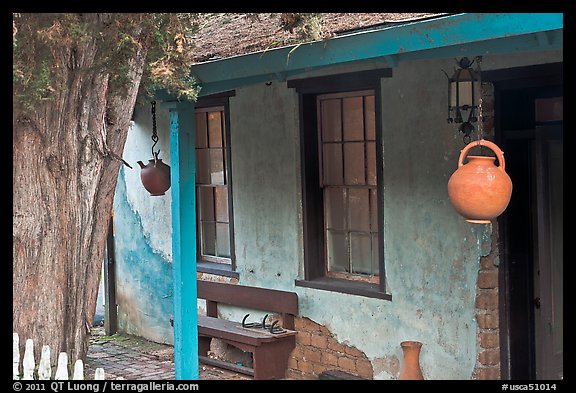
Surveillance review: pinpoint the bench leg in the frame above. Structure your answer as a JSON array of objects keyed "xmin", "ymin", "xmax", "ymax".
[
  {"xmin": 198, "ymin": 336, "xmax": 212, "ymax": 357},
  {"xmin": 252, "ymin": 338, "xmax": 295, "ymax": 380}
]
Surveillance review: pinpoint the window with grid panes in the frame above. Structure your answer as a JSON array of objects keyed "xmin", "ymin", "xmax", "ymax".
[
  {"xmin": 289, "ymin": 69, "xmax": 390, "ymax": 299},
  {"xmin": 318, "ymin": 91, "xmax": 379, "ymax": 282},
  {"xmin": 195, "ymin": 106, "xmax": 232, "ymax": 265}
]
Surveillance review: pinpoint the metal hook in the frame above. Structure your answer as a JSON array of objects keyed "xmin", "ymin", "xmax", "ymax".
[
  {"xmin": 151, "ymin": 100, "xmax": 160, "ymax": 158},
  {"xmin": 242, "ymin": 314, "xmax": 250, "ymax": 328},
  {"xmin": 269, "ymin": 320, "xmax": 279, "ymax": 333}
]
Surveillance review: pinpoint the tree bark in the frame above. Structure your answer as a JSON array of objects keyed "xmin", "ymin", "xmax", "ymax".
[{"xmin": 13, "ymin": 14, "xmax": 148, "ymax": 366}]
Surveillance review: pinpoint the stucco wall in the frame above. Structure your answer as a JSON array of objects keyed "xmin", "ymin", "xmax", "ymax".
[
  {"xmin": 113, "ymin": 104, "xmax": 174, "ymax": 344},
  {"xmin": 112, "ymin": 49, "xmax": 562, "ymax": 378}
]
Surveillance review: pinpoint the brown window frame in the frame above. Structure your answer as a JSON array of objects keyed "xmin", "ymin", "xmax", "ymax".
[
  {"xmin": 318, "ymin": 90, "xmax": 379, "ymax": 283},
  {"xmin": 195, "ymin": 91, "xmax": 238, "ymax": 278},
  {"xmin": 289, "ymin": 69, "xmax": 392, "ymax": 300}
]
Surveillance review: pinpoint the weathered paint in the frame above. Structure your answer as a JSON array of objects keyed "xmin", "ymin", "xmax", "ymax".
[
  {"xmin": 227, "ymin": 82, "xmax": 301, "ymax": 289},
  {"xmin": 114, "ymin": 44, "xmax": 561, "ymax": 380},
  {"xmin": 113, "ymin": 105, "xmax": 174, "ymax": 344},
  {"xmin": 168, "ymin": 103, "xmax": 198, "ymax": 380},
  {"xmin": 119, "ymin": 105, "xmax": 173, "ymax": 261},
  {"xmin": 113, "ymin": 166, "xmax": 174, "ymax": 344}
]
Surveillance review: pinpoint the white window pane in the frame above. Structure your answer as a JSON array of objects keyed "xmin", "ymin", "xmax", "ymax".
[
  {"xmin": 210, "ymin": 149, "xmax": 225, "ymax": 185},
  {"xmin": 350, "ymin": 234, "xmax": 372, "ymax": 275},
  {"xmin": 195, "ymin": 113, "xmax": 208, "ymax": 148},
  {"xmin": 372, "ymin": 234, "xmax": 380, "ymax": 276},
  {"xmin": 321, "ymin": 99, "xmax": 342, "ymax": 142},
  {"xmin": 366, "ymin": 142, "xmax": 376, "ymax": 186},
  {"xmin": 364, "ymin": 95, "xmax": 376, "ymax": 141},
  {"xmin": 344, "ymin": 142, "xmax": 365, "ymax": 185},
  {"xmin": 198, "ymin": 187, "xmax": 214, "ymax": 221},
  {"xmin": 214, "ymin": 186, "xmax": 229, "ymax": 223},
  {"xmin": 201, "ymin": 222, "xmax": 216, "ymax": 257},
  {"xmin": 324, "ymin": 188, "xmax": 346, "ymax": 230},
  {"xmin": 216, "ymin": 223, "xmax": 230, "ymax": 258},
  {"xmin": 322, "ymin": 144, "xmax": 343, "ymax": 185},
  {"xmin": 370, "ymin": 188, "xmax": 378, "ymax": 231},
  {"xmin": 208, "ymin": 111, "xmax": 223, "ymax": 148},
  {"xmin": 348, "ymin": 188, "xmax": 370, "ymax": 232},
  {"xmin": 343, "ymin": 96, "xmax": 364, "ymax": 141},
  {"xmin": 196, "ymin": 149, "xmax": 210, "ymax": 184},
  {"xmin": 327, "ymin": 230, "xmax": 348, "ymax": 273}
]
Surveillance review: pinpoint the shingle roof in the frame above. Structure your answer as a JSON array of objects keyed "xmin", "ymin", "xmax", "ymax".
[{"xmin": 191, "ymin": 13, "xmax": 447, "ymax": 63}]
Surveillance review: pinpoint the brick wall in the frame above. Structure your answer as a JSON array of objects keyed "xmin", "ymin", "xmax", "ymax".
[
  {"xmin": 196, "ymin": 273, "xmax": 373, "ymax": 379},
  {"xmin": 286, "ymin": 316, "xmax": 373, "ymax": 379},
  {"xmin": 472, "ymin": 81, "xmax": 501, "ymax": 380}
]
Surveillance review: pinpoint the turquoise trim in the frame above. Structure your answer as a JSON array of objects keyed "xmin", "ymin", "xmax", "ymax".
[
  {"xmin": 196, "ymin": 28, "xmax": 562, "ymax": 97},
  {"xmin": 191, "ymin": 13, "xmax": 562, "ymax": 87},
  {"xmin": 169, "ymin": 105, "xmax": 198, "ymax": 380}
]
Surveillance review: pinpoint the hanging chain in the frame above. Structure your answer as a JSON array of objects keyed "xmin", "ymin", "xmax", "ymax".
[
  {"xmin": 476, "ymin": 56, "xmax": 484, "ymax": 142},
  {"xmin": 151, "ymin": 100, "xmax": 160, "ymax": 159},
  {"xmin": 475, "ymin": 56, "xmax": 485, "ymax": 154},
  {"xmin": 462, "ymin": 56, "xmax": 484, "ymax": 148}
]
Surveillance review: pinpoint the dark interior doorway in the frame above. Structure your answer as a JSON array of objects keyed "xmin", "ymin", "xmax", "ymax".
[{"xmin": 488, "ymin": 63, "xmax": 562, "ymax": 380}]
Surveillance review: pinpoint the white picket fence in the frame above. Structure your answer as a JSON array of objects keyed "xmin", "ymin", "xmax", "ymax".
[{"xmin": 12, "ymin": 332, "xmax": 114, "ymax": 380}]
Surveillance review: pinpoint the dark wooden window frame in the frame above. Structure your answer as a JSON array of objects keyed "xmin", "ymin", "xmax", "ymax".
[
  {"xmin": 288, "ymin": 69, "xmax": 392, "ymax": 300},
  {"xmin": 195, "ymin": 91, "xmax": 238, "ymax": 279}
]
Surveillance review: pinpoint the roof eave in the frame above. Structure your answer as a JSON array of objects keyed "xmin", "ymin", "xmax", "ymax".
[{"xmin": 184, "ymin": 13, "xmax": 562, "ymax": 97}]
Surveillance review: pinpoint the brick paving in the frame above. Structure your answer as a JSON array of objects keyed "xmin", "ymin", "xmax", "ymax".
[{"xmin": 84, "ymin": 327, "xmax": 251, "ymax": 380}]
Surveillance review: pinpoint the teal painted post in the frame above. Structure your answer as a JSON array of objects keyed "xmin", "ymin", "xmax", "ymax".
[{"xmin": 169, "ymin": 103, "xmax": 198, "ymax": 380}]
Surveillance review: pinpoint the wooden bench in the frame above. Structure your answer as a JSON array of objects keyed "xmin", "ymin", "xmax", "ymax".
[{"xmin": 196, "ymin": 280, "xmax": 298, "ymax": 380}]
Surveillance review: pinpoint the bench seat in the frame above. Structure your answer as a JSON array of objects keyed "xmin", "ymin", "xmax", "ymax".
[
  {"xmin": 198, "ymin": 315, "xmax": 297, "ymax": 345},
  {"xmin": 196, "ymin": 280, "xmax": 298, "ymax": 379}
]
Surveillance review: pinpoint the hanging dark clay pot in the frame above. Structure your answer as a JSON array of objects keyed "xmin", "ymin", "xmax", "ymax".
[
  {"xmin": 138, "ymin": 152, "xmax": 171, "ymax": 196},
  {"xmin": 137, "ymin": 100, "xmax": 171, "ymax": 196}
]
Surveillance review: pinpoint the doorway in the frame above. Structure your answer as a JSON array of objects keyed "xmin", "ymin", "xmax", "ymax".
[{"xmin": 488, "ymin": 63, "xmax": 562, "ymax": 380}]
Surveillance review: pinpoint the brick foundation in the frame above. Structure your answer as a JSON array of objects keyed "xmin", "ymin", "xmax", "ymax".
[
  {"xmin": 286, "ymin": 316, "xmax": 373, "ymax": 380},
  {"xmin": 195, "ymin": 273, "xmax": 372, "ymax": 379},
  {"xmin": 472, "ymin": 81, "xmax": 501, "ymax": 380},
  {"xmin": 472, "ymin": 235, "xmax": 501, "ymax": 379}
]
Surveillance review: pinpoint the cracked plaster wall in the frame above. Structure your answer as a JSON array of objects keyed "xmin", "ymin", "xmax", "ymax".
[
  {"xmin": 113, "ymin": 104, "xmax": 174, "ymax": 344},
  {"xmin": 112, "ymin": 49, "xmax": 562, "ymax": 377}
]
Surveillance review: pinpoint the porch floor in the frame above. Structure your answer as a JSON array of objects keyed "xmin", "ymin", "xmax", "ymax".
[{"xmin": 84, "ymin": 326, "xmax": 252, "ymax": 380}]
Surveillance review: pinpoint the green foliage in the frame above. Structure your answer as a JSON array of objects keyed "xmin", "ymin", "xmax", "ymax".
[
  {"xmin": 278, "ymin": 13, "xmax": 325, "ymax": 41},
  {"xmin": 12, "ymin": 13, "xmax": 201, "ymax": 114},
  {"xmin": 12, "ymin": 13, "xmax": 326, "ymax": 114}
]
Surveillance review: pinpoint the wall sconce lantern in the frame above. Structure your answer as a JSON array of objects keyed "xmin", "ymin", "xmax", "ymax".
[{"xmin": 445, "ymin": 57, "xmax": 481, "ymax": 141}]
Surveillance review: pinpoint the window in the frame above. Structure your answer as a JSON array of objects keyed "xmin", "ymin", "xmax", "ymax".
[
  {"xmin": 289, "ymin": 69, "xmax": 391, "ymax": 300},
  {"xmin": 195, "ymin": 93, "xmax": 237, "ymax": 277},
  {"xmin": 319, "ymin": 91, "xmax": 379, "ymax": 282}
]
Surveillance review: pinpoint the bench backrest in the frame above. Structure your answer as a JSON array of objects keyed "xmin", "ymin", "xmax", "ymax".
[{"xmin": 197, "ymin": 280, "xmax": 298, "ymax": 329}]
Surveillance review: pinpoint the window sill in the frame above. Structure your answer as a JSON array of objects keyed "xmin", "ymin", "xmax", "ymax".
[
  {"xmin": 295, "ymin": 277, "xmax": 392, "ymax": 301},
  {"xmin": 197, "ymin": 261, "xmax": 239, "ymax": 279}
]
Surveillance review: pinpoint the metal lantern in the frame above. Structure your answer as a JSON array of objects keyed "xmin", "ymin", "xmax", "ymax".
[{"xmin": 445, "ymin": 57, "xmax": 481, "ymax": 140}]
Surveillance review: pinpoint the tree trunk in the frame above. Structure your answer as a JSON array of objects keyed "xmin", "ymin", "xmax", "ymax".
[{"xmin": 13, "ymin": 14, "xmax": 148, "ymax": 366}]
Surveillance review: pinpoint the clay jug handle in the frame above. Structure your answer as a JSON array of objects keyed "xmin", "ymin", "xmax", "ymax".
[{"xmin": 458, "ymin": 139, "xmax": 506, "ymax": 171}]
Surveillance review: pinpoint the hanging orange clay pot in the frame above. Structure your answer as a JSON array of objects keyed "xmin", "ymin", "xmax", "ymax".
[
  {"xmin": 447, "ymin": 139, "xmax": 512, "ymax": 224},
  {"xmin": 399, "ymin": 341, "xmax": 424, "ymax": 380}
]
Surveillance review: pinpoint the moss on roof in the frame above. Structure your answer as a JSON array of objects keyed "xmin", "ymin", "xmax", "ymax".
[{"xmin": 190, "ymin": 13, "xmax": 446, "ymax": 63}]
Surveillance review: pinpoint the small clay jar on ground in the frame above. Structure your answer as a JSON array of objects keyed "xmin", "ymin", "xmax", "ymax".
[{"xmin": 399, "ymin": 341, "xmax": 424, "ymax": 380}]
